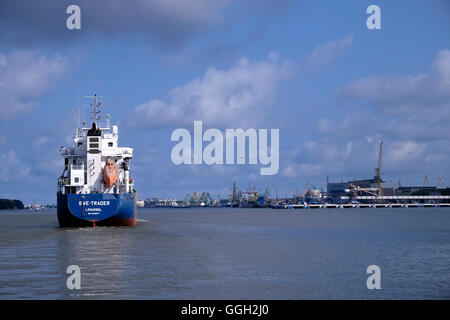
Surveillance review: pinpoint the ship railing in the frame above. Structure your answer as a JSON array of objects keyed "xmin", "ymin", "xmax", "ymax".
[
  {"xmin": 81, "ymin": 121, "xmax": 110, "ymax": 131},
  {"xmin": 101, "ymin": 147, "xmax": 133, "ymax": 158},
  {"xmin": 58, "ymin": 177, "xmax": 70, "ymax": 186},
  {"xmin": 98, "ymin": 122, "xmax": 111, "ymax": 130},
  {"xmin": 340, "ymin": 195, "xmax": 450, "ymax": 200},
  {"xmin": 70, "ymin": 164, "xmax": 84, "ymax": 170},
  {"xmin": 60, "ymin": 148, "xmax": 86, "ymax": 156}
]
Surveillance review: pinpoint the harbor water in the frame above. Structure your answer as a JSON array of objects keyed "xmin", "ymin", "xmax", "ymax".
[{"xmin": 0, "ymin": 207, "xmax": 449, "ymax": 299}]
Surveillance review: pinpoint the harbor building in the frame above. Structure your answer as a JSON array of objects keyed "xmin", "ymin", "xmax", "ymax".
[{"xmin": 327, "ymin": 179, "xmax": 394, "ymax": 203}]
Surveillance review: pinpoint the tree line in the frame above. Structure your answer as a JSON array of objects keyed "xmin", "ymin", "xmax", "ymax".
[{"xmin": 0, "ymin": 199, "xmax": 24, "ymax": 210}]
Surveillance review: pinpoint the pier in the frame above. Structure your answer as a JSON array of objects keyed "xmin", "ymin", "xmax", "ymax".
[{"xmin": 276, "ymin": 202, "xmax": 450, "ymax": 209}]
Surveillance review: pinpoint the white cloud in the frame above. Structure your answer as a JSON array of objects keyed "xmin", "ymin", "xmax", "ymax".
[
  {"xmin": 129, "ymin": 55, "xmax": 292, "ymax": 128},
  {"xmin": 337, "ymin": 49, "xmax": 450, "ymax": 114},
  {"xmin": 331, "ymin": 49, "xmax": 450, "ymax": 172},
  {"xmin": 0, "ymin": 0, "xmax": 232, "ymax": 47},
  {"xmin": 0, "ymin": 50, "xmax": 67, "ymax": 121},
  {"xmin": 0, "ymin": 150, "xmax": 30, "ymax": 182},
  {"xmin": 139, "ymin": 0, "xmax": 229, "ymax": 25},
  {"xmin": 344, "ymin": 142, "xmax": 353, "ymax": 157},
  {"xmin": 306, "ymin": 34, "xmax": 354, "ymax": 68},
  {"xmin": 35, "ymin": 136, "xmax": 51, "ymax": 146},
  {"xmin": 0, "ymin": 132, "xmax": 5, "ymax": 147},
  {"xmin": 387, "ymin": 141, "xmax": 426, "ymax": 162},
  {"xmin": 280, "ymin": 140, "xmax": 359, "ymax": 180},
  {"xmin": 282, "ymin": 162, "xmax": 324, "ymax": 179}
]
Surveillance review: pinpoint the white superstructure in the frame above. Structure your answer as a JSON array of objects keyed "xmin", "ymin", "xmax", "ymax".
[{"xmin": 58, "ymin": 94, "xmax": 134, "ymax": 195}]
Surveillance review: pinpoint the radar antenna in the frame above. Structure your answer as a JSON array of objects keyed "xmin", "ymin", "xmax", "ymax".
[{"xmin": 85, "ymin": 93, "xmax": 102, "ymax": 124}]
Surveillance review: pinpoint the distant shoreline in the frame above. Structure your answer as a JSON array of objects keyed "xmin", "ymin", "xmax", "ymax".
[{"xmin": 0, "ymin": 199, "xmax": 24, "ymax": 210}]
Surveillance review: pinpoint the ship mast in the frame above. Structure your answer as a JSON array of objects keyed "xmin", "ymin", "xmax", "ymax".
[{"xmin": 86, "ymin": 93, "xmax": 102, "ymax": 124}]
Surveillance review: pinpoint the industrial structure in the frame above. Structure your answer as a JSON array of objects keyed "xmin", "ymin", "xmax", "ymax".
[
  {"xmin": 140, "ymin": 141, "xmax": 449, "ymax": 208},
  {"xmin": 326, "ymin": 141, "xmax": 449, "ymax": 205}
]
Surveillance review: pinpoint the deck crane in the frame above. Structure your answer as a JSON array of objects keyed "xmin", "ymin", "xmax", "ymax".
[{"xmin": 437, "ymin": 178, "xmax": 443, "ymax": 188}]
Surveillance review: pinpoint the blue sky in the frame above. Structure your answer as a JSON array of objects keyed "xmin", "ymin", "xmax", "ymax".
[{"xmin": 0, "ymin": 0, "xmax": 449, "ymax": 204}]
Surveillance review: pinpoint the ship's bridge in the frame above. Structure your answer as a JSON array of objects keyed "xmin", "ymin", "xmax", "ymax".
[{"xmin": 58, "ymin": 105, "xmax": 134, "ymax": 195}]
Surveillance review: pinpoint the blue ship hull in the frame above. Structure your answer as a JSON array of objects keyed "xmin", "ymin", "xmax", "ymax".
[{"xmin": 57, "ymin": 192, "xmax": 137, "ymax": 227}]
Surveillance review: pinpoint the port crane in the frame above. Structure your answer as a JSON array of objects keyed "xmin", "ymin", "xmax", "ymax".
[
  {"xmin": 262, "ymin": 187, "xmax": 270, "ymax": 203},
  {"xmin": 374, "ymin": 141, "xmax": 384, "ymax": 202},
  {"xmin": 230, "ymin": 180, "xmax": 239, "ymax": 207},
  {"xmin": 302, "ymin": 182, "xmax": 310, "ymax": 197},
  {"xmin": 345, "ymin": 142, "xmax": 385, "ymax": 203}
]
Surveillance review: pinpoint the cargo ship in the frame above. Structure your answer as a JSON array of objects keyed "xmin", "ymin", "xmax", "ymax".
[{"xmin": 57, "ymin": 94, "xmax": 137, "ymax": 227}]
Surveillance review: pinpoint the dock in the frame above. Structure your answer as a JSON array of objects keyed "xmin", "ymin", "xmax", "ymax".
[{"xmin": 275, "ymin": 203, "xmax": 450, "ymax": 209}]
